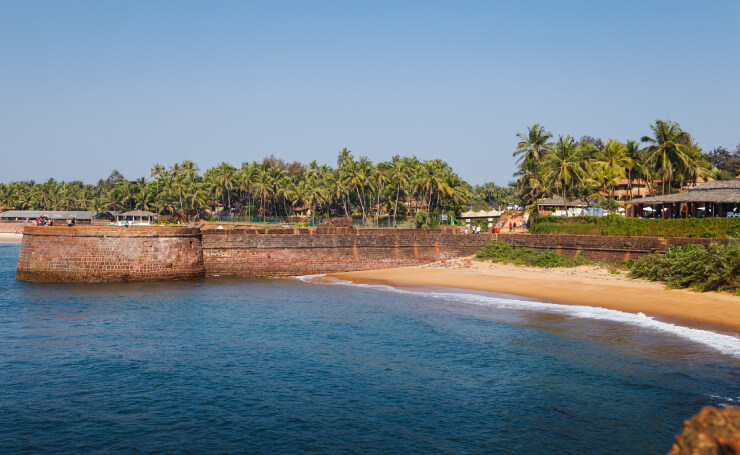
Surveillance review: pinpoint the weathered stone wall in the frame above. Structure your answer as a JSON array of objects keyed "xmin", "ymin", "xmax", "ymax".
[
  {"xmin": 201, "ymin": 227, "xmax": 490, "ymax": 276},
  {"xmin": 0, "ymin": 221, "xmax": 29, "ymax": 234},
  {"xmin": 16, "ymin": 223, "xmax": 735, "ymax": 282},
  {"xmin": 16, "ymin": 226, "xmax": 205, "ymax": 282}
]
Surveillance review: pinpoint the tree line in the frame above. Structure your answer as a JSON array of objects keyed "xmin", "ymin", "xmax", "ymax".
[
  {"xmin": 0, "ymin": 150, "xmax": 513, "ymax": 226},
  {"xmin": 513, "ymin": 119, "xmax": 738, "ymax": 210}
]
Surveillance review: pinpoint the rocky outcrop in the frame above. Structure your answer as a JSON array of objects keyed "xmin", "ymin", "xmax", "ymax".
[{"xmin": 669, "ymin": 406, "xmax": 740, "ymax": 455}]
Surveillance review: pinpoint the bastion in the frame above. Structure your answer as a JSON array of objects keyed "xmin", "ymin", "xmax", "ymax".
[{"xmin": 16, "ymin": 225, "xmax": 205, "ymax": 282}]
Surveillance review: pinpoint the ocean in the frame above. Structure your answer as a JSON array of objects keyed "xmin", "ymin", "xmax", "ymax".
[{"xmin": 1, "ymin": 241, "xmax": 738, "ymax": 454}]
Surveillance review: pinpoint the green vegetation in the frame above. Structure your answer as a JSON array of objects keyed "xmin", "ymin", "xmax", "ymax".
[
  {"xmin": 513, "ymin": 120, "xmax": 738, "ymax": 208},
  {"xmin": 629, "ymin": 242, "xmax": 740, "ymax": 293},
  {"xmin": 529, "ymin": 215, "xmax": 740, "ymax": 238},
  {"xmin": 0, "ymin": 151, "xmax": 507, "ymax": 226},
  {"xmin": 475, "ymin": 241, "xmax": 592, "ymax": 268}
]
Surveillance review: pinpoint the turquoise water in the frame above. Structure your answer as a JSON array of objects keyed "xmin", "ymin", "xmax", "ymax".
[{"xmin": 1, "ymin": 242, "xmax": 739, "ymax": 454}]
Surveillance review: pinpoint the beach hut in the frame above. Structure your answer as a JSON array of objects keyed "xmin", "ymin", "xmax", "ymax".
[
  {"xmin": 118, "ymin": 210, "xmax": 156, "ymax": 224},
  {"xmin": 0, "ymin": 210, "xmax": 95, "ymax": 224},
  {"xmin": 538, "ymin": 196, "xmax": 598, "ymax": 216},
  {"xmin": 627, "ymin": 180, "xmax": 740, "ymax": 218}
]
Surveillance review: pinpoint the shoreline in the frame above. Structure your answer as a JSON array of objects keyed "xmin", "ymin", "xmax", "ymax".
[{"xmin": 328, "ymin": 257, "xmax": 740, "ymax": 333}]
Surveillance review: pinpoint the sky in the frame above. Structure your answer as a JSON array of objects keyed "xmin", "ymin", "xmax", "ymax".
[{"xmin": 1, "ymin": 0, "xmax": 739, "ymax": 186}]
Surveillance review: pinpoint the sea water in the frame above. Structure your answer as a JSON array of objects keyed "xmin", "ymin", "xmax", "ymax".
[{"xmin": 0, "ymin": 242, "xmax": 738, "ymax": 454}]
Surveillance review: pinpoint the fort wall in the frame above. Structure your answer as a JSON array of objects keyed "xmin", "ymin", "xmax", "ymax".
[
  {"xmin": 15, "ymin": 222, "xmax": 734, "ymax": 282},
  {"xmin": 201, "ymin": 226, "xmax": 489, "ymax": 277},
  {"xmin": 16, "ymin": 226, "xmax": 205, "ymax": 282},
  {"xmin": 0, "ymin": 221, "xmax": 29, "ymax": 234}
]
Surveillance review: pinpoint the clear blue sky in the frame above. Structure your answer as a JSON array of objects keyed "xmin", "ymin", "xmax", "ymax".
[{"xmin": 1, "ymin": 0, "xmax": 738, "ymax": 186}]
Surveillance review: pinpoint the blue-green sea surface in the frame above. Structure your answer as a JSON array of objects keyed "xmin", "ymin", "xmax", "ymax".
[{"xmin": 1, "ymin": 242, "xmax": 739, "ymax": 454}]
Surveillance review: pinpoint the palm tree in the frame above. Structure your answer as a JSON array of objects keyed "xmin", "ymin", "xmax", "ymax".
[
  {"xmin": 543, "ymin": 135, "xmax": 584, "ymax": 212},
  {"xmin": 389, "ymin": 156, "xmax": 410, "ymax": 227},
  {"xmin": 372, "ymin": 162, "xmax": 391, "ymax": 226},
  {"xmin": 337, "ymin": 148, "xmax": 353, "ymax": 168},
  {"xmin": 641, "ymin": 120, "xmax": 692, "ymax": 194},
  {"xmin": 514, "ymin": 123, "xmax": 554, "ymax": 206},
  {"xmin": 213, "ymin": 162, "xmax": 236, "ymax": 212},
  {"xmin": 151, "ymin": 163, "xmax": 165, "ymax": 210},
  {"xmin": 343, "ymin": 158, "xmax": 369, "ymax": 224},
  {"xmin": 304, "ymin": 177, "xmax": 327, "ymax": 225},
  {"xmin": 326, "ymin": 169, "xmax": 349, "ymax": 217},
  {"xmin": 594, "ymin": 139, "xmax": 633, "ymax": 199}
]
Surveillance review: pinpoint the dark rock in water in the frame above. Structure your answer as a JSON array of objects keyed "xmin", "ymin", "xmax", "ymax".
[{"xmin": 669, "ymin": 406, "xmax": 740, "ymax": 454}]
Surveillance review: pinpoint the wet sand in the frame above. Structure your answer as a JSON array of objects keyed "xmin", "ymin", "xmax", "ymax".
[
  {"xmin": 0, "ymin": 233, "xmax": 22, "ymax": 242},
  {"xmin": 329, "ymin": 257, "xmax": 740, "ymax": 332}
]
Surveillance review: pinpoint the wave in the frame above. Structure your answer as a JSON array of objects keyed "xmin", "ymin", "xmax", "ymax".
[{"xmin": 296, "ymin": 275, "xmax": 740, "ymax": 359}]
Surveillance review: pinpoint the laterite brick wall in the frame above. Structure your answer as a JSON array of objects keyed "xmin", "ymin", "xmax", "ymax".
[
  {"xmin": 16, "ymin": 223, "xmax": 733, "ymax": 282},
  {"xmin": 201, "ymin": 227, "xmax": 492, "ymax": 276},
  {"xmin": 0, "ymin": 222, "xmax": 29, "ymax": 234},
  {"xmin": 16, "ymin": 226, "xmax": 205, "ymax": 282}
]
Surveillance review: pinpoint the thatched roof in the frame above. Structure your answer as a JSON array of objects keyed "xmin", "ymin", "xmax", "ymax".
[
  {"xmin": 119, "ymin": 210, "xmax": 156, "ymax": 217},
  {"xmin": 539, "ymin": 196, "xmax": 597, "ymax": 207},
  {"xmin": 461, "ymin": 209, "xmax": 503, "ymax": 218},
  {"xmin": 628, "ymin": 180, "xmax": 740, "ymax": 204},
  {"xmin": 0, "ymin": 210, "xmax": 94, "ymax": 220}
]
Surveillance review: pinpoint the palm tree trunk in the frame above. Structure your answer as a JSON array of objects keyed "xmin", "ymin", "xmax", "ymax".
[{"xmin": 393, "ymin": 183, "xmax": 400, "ymax": 228}]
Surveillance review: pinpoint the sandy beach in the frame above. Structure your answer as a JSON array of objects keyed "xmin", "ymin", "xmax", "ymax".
[
  {"xmin": 0, "ymin": 233, "xmax": 22, "ymax": 242},
  {"xmin": 329, "ymin": 257, "xmax": 740, "ymax": 332}
]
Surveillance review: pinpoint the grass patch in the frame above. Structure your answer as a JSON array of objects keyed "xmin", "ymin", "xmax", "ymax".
[
  {"xmin": 629, "ymin": 242, "xmax": 740, "ymax": 293},
  {"xmin": 475, "ymin": 241, "xmax": 593, "ymax": 268}
]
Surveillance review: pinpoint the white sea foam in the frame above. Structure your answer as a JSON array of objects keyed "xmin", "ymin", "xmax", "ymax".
[{"xmin": 296, "ymin": 275, "xmax": 740, "ymax": 359}]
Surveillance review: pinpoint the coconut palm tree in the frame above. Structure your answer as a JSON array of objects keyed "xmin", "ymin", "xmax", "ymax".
[
  {"xmin": 389, "ymin": 156, "xmax": 410, "ymax": 227},
  {"xmin": 594, "ymin": 139, "xmax": 633, "ymax": 199},
  {"xmin": 151, "ymin": 163, "xmax": 165, "ymax": 208},
  {"xmin": 542, "ymin": 135, "xmax": 584, "ymax": 212},
  {"xmin": 641, "ymin": 120, "xmax": 692, "ymax": 194},
  {"xmin": 514, "ymin": 124, "xmax": 554, "ymax": 206}
]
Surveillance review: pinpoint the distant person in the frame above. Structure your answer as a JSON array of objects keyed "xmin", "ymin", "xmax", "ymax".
[
  {"xmin": 48, "ymin": 219, "xmax": 53, "ymax": 226},
  {"xmin": 508, "ymin": 222, "xmax": 512, "ymax": 232}
]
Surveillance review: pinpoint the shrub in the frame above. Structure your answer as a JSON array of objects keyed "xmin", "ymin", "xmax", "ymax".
[
  {"xmin": 475, "ymin": 241, "xmax": 592, "ymax": 268},
  {"xmin": 629, "ymin": 242, "xmax": 740, "ymax": 293},
  {"xmin": 530, "ymin": 215, "xmax": 740, "ymax": 238}
]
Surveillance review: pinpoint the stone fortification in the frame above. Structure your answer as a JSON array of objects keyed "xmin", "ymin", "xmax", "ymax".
[
  {"xmin": 201, "ymin": 225, "xmax": 489, "ymax": 277},
  {"xmin": 0, "ymin": 221, "xmax": 29, "ymax": 234},
  {"xmin": 16, "ymin": 225, "xmax": 204, "ymax": 282},
  {"xmin": 15, "ymin": 220, "xmax": 734, "ymax": 282}
]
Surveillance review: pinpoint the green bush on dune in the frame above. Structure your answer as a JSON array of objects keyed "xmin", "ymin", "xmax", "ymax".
[
  {"xmin": 629, "ymin": 242, "xmax": 740, "ymax": 293},
  {"xmin": 475, "ymin": 241, "xmax": 592, "ymax": 268}
]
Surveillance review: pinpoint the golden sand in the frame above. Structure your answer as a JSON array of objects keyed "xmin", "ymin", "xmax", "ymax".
[{"xmin": 329, "ymin": 257, "xmax": 740, "ymax": 332}]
